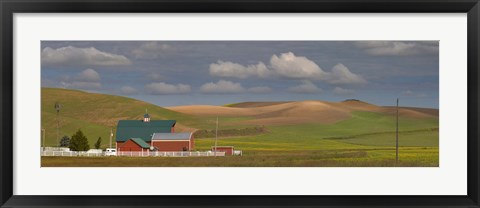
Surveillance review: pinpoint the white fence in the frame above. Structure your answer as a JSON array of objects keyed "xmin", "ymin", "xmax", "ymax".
[
  {"xmin": 41, "ymin": 151, "xmax": 103, "ymax": 157},
  {"xmin": 233, "ymin": 150, "xmax": 243, "ymax": 156},
  {"xmin": 117, "ymin": 151, "xmax": 225, "ymax": 157},
  {"xmin": 87, "ymin": 149, "xmax": 103, "ymax": 153},
  {"xmin": 41, "ymin": 150, "xmax": 226, "ymax": 157},
  {"xmin": 41, "ymin": 147, "xmax": 70, "ymax": 152}
]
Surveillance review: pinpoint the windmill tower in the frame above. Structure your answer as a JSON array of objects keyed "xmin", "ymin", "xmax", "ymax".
[{"xmin": 54, "ymin": 102, "xmax": 62, "ymax": 146}]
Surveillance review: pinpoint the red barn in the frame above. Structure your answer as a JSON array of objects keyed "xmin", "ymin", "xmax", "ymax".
[
  {"xmin": 115, "ymin": 113, "xmax": 195, "ymax": 153},
  {"xmin": 151, "ymin": 133, "xmax": 194, "ymax": 151},
  {"xmin": 115, "ymin": 113, "xmax": 176, "ymax": 149},
  {"xmin": 118, "ymin": 138, "xmax": 151, "ymax": 152},
  {"xmin": 212, "ymin": 146, "xmax": 234, "ymax": 155}
]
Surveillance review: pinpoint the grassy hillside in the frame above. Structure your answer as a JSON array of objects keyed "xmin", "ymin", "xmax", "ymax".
[
  {"xmin": 42, "ymin": 88, "xmax": 439, "ymax": 167},
  {"xmin": 41, "ymin": 88, "xmax": 195, "ymax": 148}
]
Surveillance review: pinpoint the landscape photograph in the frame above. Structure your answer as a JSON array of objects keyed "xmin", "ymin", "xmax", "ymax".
[{"xmin": 40, "ymin": 41, "xmax": 439, "ymax": 167}]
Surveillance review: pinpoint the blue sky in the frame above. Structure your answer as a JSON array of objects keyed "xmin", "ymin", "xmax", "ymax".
[{"xmin": 41, "ymin": 41, "xmax": 439, "ymax": 108}]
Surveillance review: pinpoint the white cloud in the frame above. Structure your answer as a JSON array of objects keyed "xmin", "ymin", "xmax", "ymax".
[
  {"xmin": 145, "ymin": 82, "xmax": 191, "ymax": 94},
  {"xmin": 355, "ymin": 41, "xmax": 439, "ymax": 56},
  {"xmin": 248, "ymin": 86, "xmax": 273, "ymax": 94},
  {"xmin": 77, "ymin": 68, "xmax": 101, "ymax": 82},
  {"xmin": 200, "ymin": 80, "xmax": 245, "ymax": 94},
  {"xmin": 328, "ymin": 64, "xmax": 367, "ymax": 85},
  {"xmin": 270, "ymin": 52, "xmax": 327, "ymax": 79},
  {"xmin": 288, "ymin": 81, "xmax": 322, "ymax": 94},
  {"xmin": 208, "ymin": 52, "xmax": 366, "ymax": 85},
  {"xmin": 132, "ymin": 42, "xmax": 174, "ymax": 59},
  {"xmin": 42, "ymin": 46, "xmax": 131, "ymax": 66},
  {"xmin": 209, "ymin": 61, "xmax": 271, "ymax": 79},
  {"xmin": 199, "ymin": 80, "xmax": 272, "ymax": 94},
  {"xmin": 333, "ymin": 87, "xmax": 355, "ymax": 95},
  {"xmin": 60, "ymin": 69, "xmax": 102, "ymax": 90},
  {"xmin": 120, "ymin": 86, "xmax": 138, "ymax": 95}
]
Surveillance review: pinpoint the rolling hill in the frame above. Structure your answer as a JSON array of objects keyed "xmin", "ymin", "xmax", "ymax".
[
  {"xmin": 42, "ymin": 88, "xmax": 439, "ymax": 152},
  {"xmin": 41, "ymin": 88, "xmax": 196, "ymax": 147},
  {"xmin": 167, "ymin": 99, "xmax": 438, "ymax": 126}
]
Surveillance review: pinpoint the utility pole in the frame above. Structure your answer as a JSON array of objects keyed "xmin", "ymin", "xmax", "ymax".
[
  {"xmin": 396, "ymin": 98, "xmax": 399, "ymax": 165},
  {"xmin": 56, "ymin": 111, "xmax": 59, "ymax": 146},
  {"xmin": 214, "ymin": 117, "xmax": 218, "ymax": 157},
  {"xmin": 109, "ymin": 128, "xmax": 113, "ymax": 148},
  {"xmin": 41, "ymin": 128, "xmax": 45, "ymax": 149}
]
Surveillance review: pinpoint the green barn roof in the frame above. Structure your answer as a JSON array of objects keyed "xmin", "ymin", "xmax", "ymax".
[
  {"xmin": 129, "ymin": 138, "xmax": 151, "ymax": 149},
  {"xmin": 115, "ymin": 120, "xmax": 176, "ymax": 142}
]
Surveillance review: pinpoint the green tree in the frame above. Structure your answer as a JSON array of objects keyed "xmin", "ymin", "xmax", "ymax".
[
  {"xmin": 94, "ymin": 137, "xmax": 102, "ymax": 149},
  {"xmin": 59, "ymin": 135, "xmax": 70, "ymax": 147},
  {"xmin": 69, "ymin": 129, "xmax": 90, "ymax": 151}
]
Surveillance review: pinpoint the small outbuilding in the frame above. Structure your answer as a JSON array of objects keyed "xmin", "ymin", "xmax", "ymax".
[
  {"xmin": 151, "ymin": 132, "xmax": 194, "ymax": 151},
  {"xmin": 211, "ymin": 146, "xmax": 235, "ymax": 156}
]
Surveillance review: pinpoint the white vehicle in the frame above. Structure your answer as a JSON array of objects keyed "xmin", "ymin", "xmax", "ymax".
[{"xmin": 105, "ymin": 148, "xmax": 117, "ymax": 156}]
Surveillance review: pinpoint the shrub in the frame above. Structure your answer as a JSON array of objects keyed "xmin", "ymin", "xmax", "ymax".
[
  {"xmin": 94, "ymin": 137, "xmax": 102, "ymax": 149},
  {"xmin": 69, "ymin": 129, "xmax": 90, "ymax": 151},
  {"xmin": 59, "ymin": 135, "xmax": 70, "ymax": 147}
]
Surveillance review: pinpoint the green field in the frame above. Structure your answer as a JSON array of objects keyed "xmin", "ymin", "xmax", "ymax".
[
  {"xmin": 194, "ymin": 111, "xmax": 438, "ymax": 151},
  {"xmin": 42, "ymin": 148, "xmax": 438, "ymax": 167},
  {"xmin": 41, "ymin": 88, "xmax": 439, "ymax": 167}
]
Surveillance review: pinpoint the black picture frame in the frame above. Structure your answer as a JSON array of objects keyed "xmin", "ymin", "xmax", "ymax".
[{"xmin": 1, "ymin": 0, "xmax": 479, "ymax": 207}]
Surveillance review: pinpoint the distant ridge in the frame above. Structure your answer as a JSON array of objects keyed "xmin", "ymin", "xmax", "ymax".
[
  {"xmin": 226, "ymin": 101, "xmax": 290, "ymax": 108},
  {"xmin": 167, "ymin": 99, "xmax": 438, "ymax": 126}
]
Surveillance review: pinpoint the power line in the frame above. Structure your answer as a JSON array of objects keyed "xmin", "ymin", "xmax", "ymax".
[
  {"xmin": 214, "ymin": 117, "xmax": 218, "ymax": 157},
  {"xmin": 396, "ymin": 98, "xmax": 399, "ymax": 165}
]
